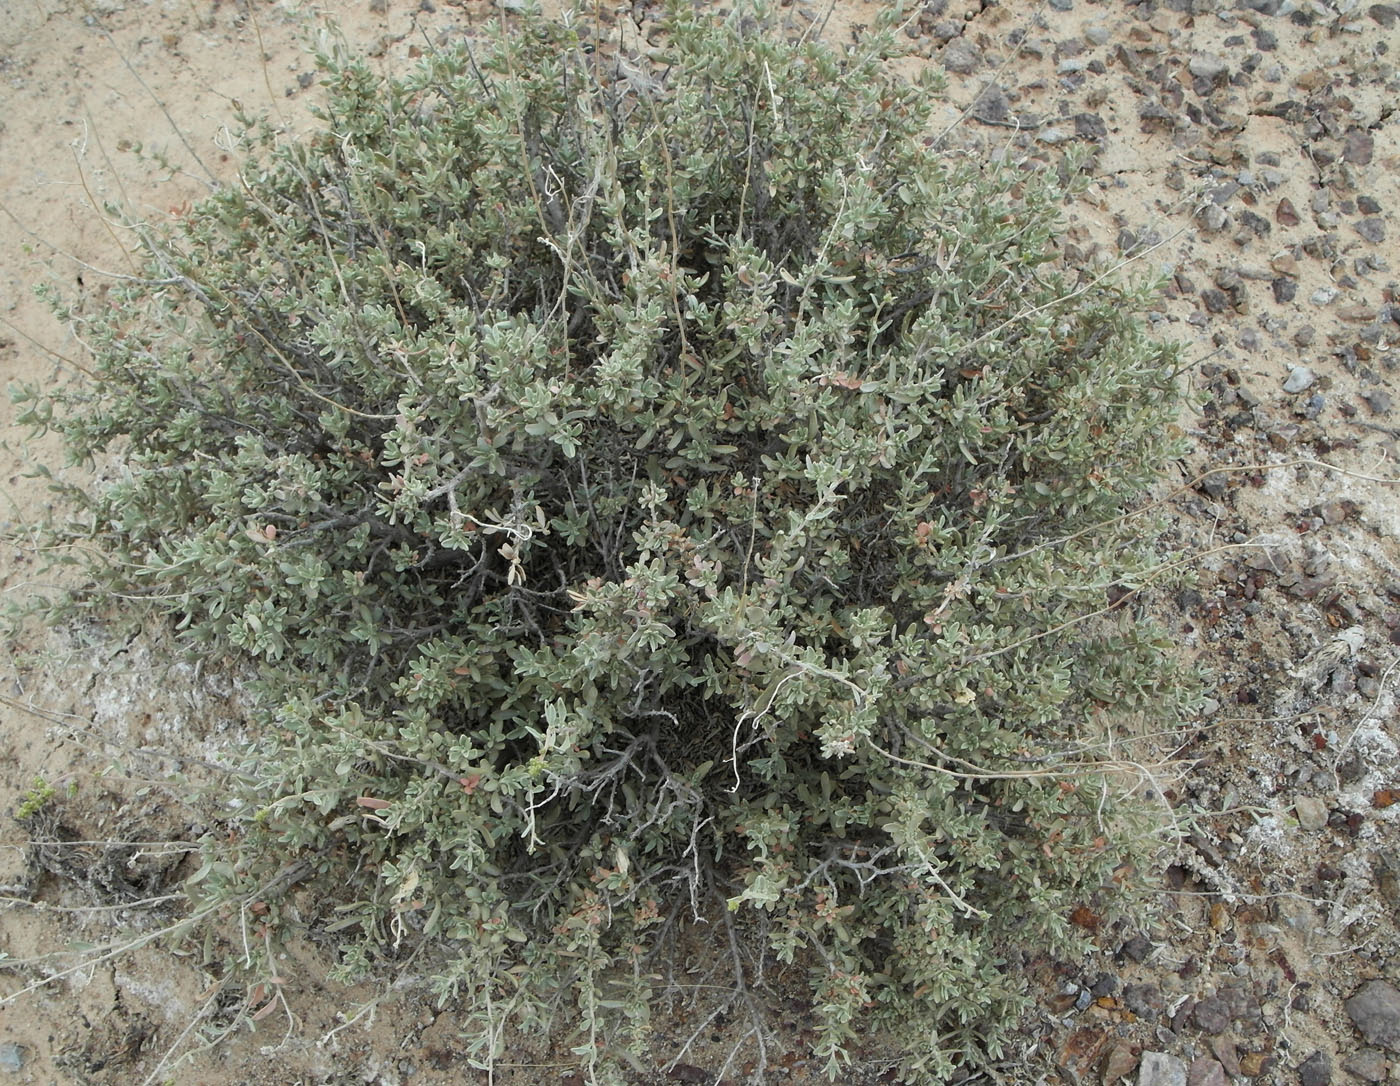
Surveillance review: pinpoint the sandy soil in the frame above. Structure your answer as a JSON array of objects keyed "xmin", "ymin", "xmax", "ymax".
[{"xmin": 2, "ymin": 0, "xmax": 1399, "ymax": 1083}]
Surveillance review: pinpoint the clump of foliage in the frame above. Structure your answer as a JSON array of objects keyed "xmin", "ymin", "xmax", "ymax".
[{"xmin": 21, "ymin": 3, "xmax": 1197, "ymax": 1080}]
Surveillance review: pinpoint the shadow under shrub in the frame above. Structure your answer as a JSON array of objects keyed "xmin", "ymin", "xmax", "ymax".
[{"xmin": 22, "ymin": 3, "xmax": 1199, "ymax": 1080}]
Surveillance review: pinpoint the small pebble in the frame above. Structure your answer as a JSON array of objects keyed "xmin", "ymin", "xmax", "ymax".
[
  {"xmin": 1212, "ymin": 1038, "xmax": 1241, "ymax": 1078},
  {"xmin": 1138, "ymin": 1051, "xmax": 1188, "ymax": 1086},
  {"xmin": 1201, "ymin": 204, "xmax": 1229, "ymax": 233},
  {"xmin": 1310, "ymin": 286, "xmax": 1338, "ymax": 306},
  {"xmin": 1187, "ymin": 1057, "xmax": 1226, "ymax": 1086},
  {"xmin": 1344, "ymin": 129, "xmax": 1375, "ymax": 166},
  {"xmin": 1103, "ymin": 1043, "xmax": 1138, "ymax": 1084},
  {"xmin": 1283, "ymin": 366, "xmax": 1316, "ymax": 393},
  {"xmin": 942, "ymin": 40, "xmax": 980, "ymax": 74},
  {"xmin": 1356, "ymin": 218, "xmax": 1386, "ymax": 244},
  {"xmin": 1194, "ymin": 997, "xmax": 1230, "ymax": 1035},
  {"xmin": 1125, "ymin": 983, "xmax": 1163, "ymax": 1018},
  {"xmin": 1297, "ymin": 1050, "xmax": 1332, "ymax": 1086},
  {"xmin": 1189, "ymin": 53, "xmax": 1229, "ymax": 80},
  {"xmin": 1295, "ymin": 795, "xmax": 1328, "ymax": 830},
  {"xmin": 1075, "ymin": 112, "xmax": 1108, "ymax": 139}
]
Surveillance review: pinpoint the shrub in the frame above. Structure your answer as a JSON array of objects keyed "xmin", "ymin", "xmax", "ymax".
[{"xmin": 20, "ymin": 3, "xmax": 1198, "ymax": 1080}]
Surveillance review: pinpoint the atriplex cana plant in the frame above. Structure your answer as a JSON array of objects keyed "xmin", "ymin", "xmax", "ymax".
[{"xmin": 15, "ymin": 2, "xmax": 1199, "ymax": 1081}]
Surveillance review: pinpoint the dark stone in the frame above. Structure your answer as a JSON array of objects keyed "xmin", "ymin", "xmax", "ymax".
[
  {"xmin": 1370, "ymin": 4, "xmax": 1399, "ymax": 26},
  {"xmin": 1252, "ymin": 26, "xmax": 1277, "ymax": 50},
  {"xmin": 941, "ymin": 40, "xmax": 980, "ymax": 74},
  {"xmin": 1194, "ymin": 996, "xmax": 1230, "ymax": 1035},
  {"xmin": 1139, "ymin": 99, "xmax": 1176, "ymax": 133},
  {"xmin": 1091, "ymin": 973, "xmax": 1119, "ymax": 997},
  {"xmin": 1121, "ymin": 934, "xmax": 1153, "ymax": 962},
  {"xmin": 1297, "ymin": 1050, "xmax": 1332, "ymax": 1086},
  {"xmin": 1202, "ymin": 288, "xmax": 1230, "ymax": 313},
  {"xmin": 1344, "ymin": 129, "xmax": 1376, "ymax": 166},
  {"xmin": 971, "ymin": 84, "xmax": 1011, "ymax": 125},
  {"xmin": 1187, "ymin": 1057, "xmax": 1226, "ymax": 1086},
  {"xmin": 1124, "ymin": 228, "xmax": 1161, "ymax": 253},
  {"xmin": 1212, "ymin": 1038, "xmax": 1241, "ymax": 1078},
  {"xmin": 1358, "ymin": 195, "xmax": 1382, "ymax": 214},
  {"xmin": 1347, "ymin": 981, "xmax": 1400, "ymax": 1051},
  {"xmin": 1272, "ymin": 278, "xmax": 1296, "ymax": 303},
  {"xmin": 1074, "ymin": 112, "xmax": 1108, "ymax": 139},
  {"xmin": 1124, "ymin": 983, "xmax": 1164, "ymax": 1019},
  {"xmin": 1356, "ymin": 218, "xmax": 1386, "ymax": 244},
  {"xmin": 1236, "ymin": 209, "xmax": 1271, "ymax": 237},
  {"xmin": 1256, "ymin": 99, "xmax": 1304, "ymax": 121}
]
